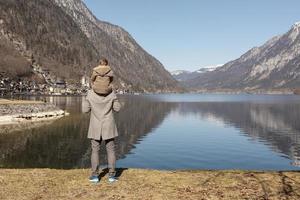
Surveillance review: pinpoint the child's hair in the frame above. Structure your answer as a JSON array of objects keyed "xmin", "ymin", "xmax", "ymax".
[{"xmin": 99, "ymin": 58, "xmax": 108, "ymax": 66}]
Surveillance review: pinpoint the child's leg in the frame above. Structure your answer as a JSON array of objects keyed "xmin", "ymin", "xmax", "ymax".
[
  {"xmin": 105, "ymin": 138, "xmax": 116, "ymax": 177},
  {"xmin": 91, "ymin": 139, "xmax": 101, "ymax": 176}
]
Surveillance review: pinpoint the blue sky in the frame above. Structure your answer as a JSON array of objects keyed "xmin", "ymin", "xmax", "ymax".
[{"xmin": 84, "ymin": 0, "xmax": 300, "ymax": 71}]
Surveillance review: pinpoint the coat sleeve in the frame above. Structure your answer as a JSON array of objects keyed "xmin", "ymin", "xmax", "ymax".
[
  {"xmin": 107, "ymin": 70, "xmax": 114, "ymax": 77},
  {"xmin": 91, "ymin": 71, "xmax": 97, "ymax": 82},
  {"xmin": 107, "ymin": 70, "xmax": 114, "ymax": 82},
  {"xmin": 82, "ymin": 96, "xmax": 91, "ymax": 113}
]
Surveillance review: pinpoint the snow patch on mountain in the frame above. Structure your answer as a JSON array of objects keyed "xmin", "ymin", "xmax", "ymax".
[
  {"xmin": 293, "ymin": 21, "xmax": 300, "ymax": 28},
  {"xmin": 171, "ymin": 70, "xmax": 191, "ymax": 76},
  {"xmin": 171, "ymin": 64, "xmax": 223, "ymax": 82},
  {"xmin": 196, "ymin": 64, "xmax": 223, "ymax": 73}
]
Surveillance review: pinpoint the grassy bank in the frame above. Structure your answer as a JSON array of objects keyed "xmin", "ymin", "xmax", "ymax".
[{"xmin": 0, "ymin": 169, "xmax": 300, "ymax": 200}]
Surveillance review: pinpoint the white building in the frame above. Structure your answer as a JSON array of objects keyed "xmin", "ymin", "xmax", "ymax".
[{"xmin": 81, "ymin": 75, "xmax": 90, "ymax": 88}]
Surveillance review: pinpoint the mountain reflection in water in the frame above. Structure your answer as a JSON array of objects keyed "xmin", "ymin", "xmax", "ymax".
[
  {"xmin": 176, "ymin": 102, "xmax": 300, "ymax": 167},
  {"xmin": 0, "ymin": 94, "xmax": 300, "ymax": 170}
]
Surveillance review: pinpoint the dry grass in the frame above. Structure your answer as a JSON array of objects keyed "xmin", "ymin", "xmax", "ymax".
[
  {"xmin": 0, "ymin": 99, "xmax": 44, "ymax": 105},
  {"xmin": 0, "ymin": 169, "xmax": 300, "ymax": 200}
]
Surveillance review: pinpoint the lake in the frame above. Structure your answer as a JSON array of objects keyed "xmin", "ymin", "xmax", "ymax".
[{"xmin": 1, "ymin": 94, "xmax": 300, "ymax": 170}]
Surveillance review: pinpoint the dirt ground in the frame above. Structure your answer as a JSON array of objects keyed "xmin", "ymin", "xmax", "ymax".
[{"xmin": 0, "ymin": 168, "xmax": 300, "ymax": 200}]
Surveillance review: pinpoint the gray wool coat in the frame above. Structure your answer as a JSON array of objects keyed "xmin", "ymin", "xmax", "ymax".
[{"xmin": 82, "ymin": 90, "xmax": 121, "ymax": 140}]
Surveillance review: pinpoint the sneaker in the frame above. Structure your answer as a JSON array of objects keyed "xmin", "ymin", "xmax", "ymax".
[
  {"xmin": 108, "ymin": 175, "xmax": 118, "ymax": 183},
  {"xmin": 89, "ymin": 175, "xmax": 99, "ymax": 183}
]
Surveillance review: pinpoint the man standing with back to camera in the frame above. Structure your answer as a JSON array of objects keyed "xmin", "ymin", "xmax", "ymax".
[{"xmin": 82, "ymin": 58, "xmax": 122, "ymax": 183}]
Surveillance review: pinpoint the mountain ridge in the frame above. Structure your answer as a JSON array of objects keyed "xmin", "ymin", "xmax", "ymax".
[
  {"xmin": 52, "ymin": 0, "xmax": 181, "ymax": 92},
  {"xmin": 0, "ymin": 0, "xmax": 181, "ymax": 93},
  {"xmin": 184, "ymin": 22, "xmax": 300, "ymax": 91}
]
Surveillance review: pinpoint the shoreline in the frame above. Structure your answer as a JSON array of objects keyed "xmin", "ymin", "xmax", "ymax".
[
  {"xmin": 0, "ymin": 99, "xmax": 69, "ymax": 125},
  {"xmin": 0, "ymin": 110, "xmax": 68, "ymax": 125},
  {"xmin": 2, "ymin": 89, "xmax": 299, "ymax": 96},
  {"xmin": 0, "ymin": 168, "xmax": 300, "ymax": 199}
]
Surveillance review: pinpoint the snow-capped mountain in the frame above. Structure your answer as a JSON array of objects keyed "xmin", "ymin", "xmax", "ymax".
[
  {"xmin": 171, "ymin": 70, "xmax": 191, "ymax": 76},
  {"xmin": 196, "ymin": 64, "xmax": 223, "ymax": 73},
  {"xmin": 171, "ymin": 64, "xmax": 223, "ymax": 81}
]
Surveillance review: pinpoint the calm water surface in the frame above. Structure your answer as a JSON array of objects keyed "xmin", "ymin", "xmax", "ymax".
[{"xmin": 1, "ymin": 94, "xmax": 300, "ymax": 170}]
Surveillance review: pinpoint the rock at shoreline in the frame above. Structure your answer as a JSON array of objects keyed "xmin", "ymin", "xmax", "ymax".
[
  {"xmin": 0, "ymin": 103, "xmax": 57, "ymax": 116},
  {"xmin": 0, "ymin": 101, "xmax": 68, "ymax": 124}
]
